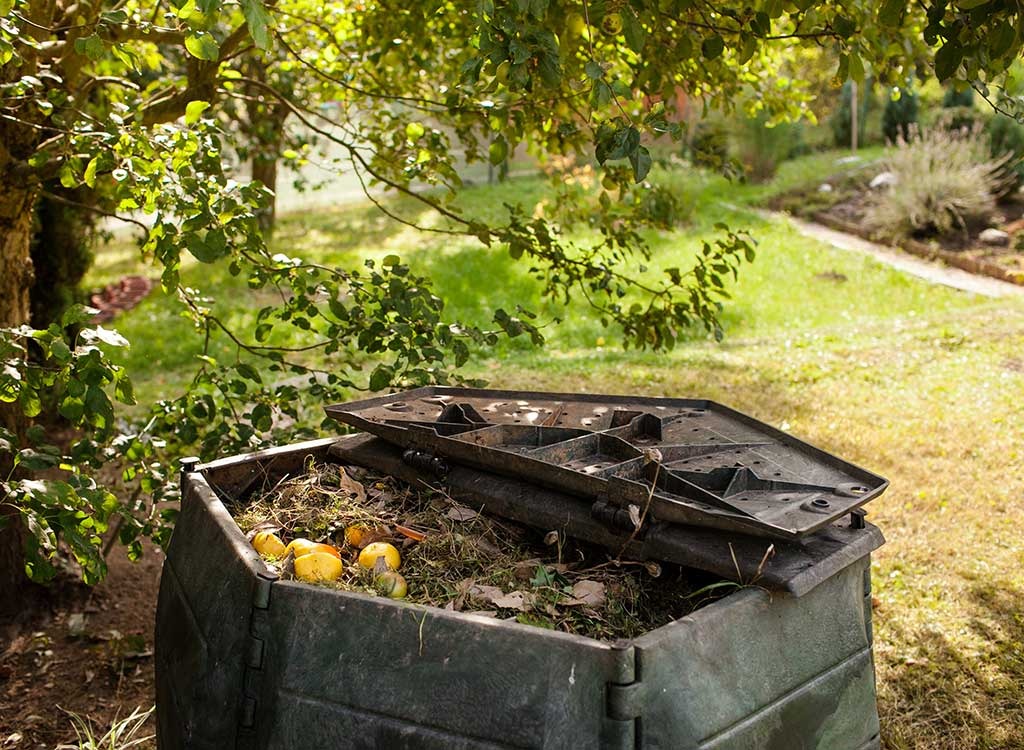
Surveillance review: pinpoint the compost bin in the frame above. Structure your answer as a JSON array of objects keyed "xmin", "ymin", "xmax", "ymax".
[{"xmin": 156, "ymin": 388, "xmax": 886, "ymax": 749}]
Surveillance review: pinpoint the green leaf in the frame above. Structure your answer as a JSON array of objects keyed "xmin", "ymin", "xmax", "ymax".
[
  {"xmin": 489, "ymin": 136, "xmax": 509, "ymax": 165},
  {"xmin": 369, "ymin": 364, "xmax": 393, "ymax": 391},
  {"xmin": 405, "ymin": 121, "xmax": 426, "ymax": 140},
  {"xmin": 848, "ymin": 51, "xmax": 865, "ymax": 83},
  {"xmin": 621, "ymin": 8, "xmax": 645, "ymax": 53},
  {"xmin": 59, "ymin": 395, "xmax": 85, "ymax": 422},
  {"xmin": 0, "ymin": 0, "xmax": 13, "ymax": 16},
  {"xmin": 878, "ymin": 0, "xmax": 904, "ymax": 26},
  {"xmin": 701, "ymin": 35, "xmax": 724, "ymax": 60},
  {"xmin": 114, "ymin": 374, "xmax": 136, "ymax": 405},
  {"xmin": 83, "ymin": 157, "xmax": 99, "ymax": 189},
  {"xmin": 584, "ymin": 60, "xmax": 604, "ymax": 80},
  {"xmin": 49, "ymin": 339, "xmax": 71, "ymax": 364},
  {"xmin": 185, "ymin": 33, "xmax": 220, "ymax": 61},
  {"xmin": 833, "ymin": 16, "xmax": 856, "ymax": 38},
  {"xmin": 629, "ymin": 146, "xmax": 652, "ymax": 182},
  {"xmin": 236, "ymin": 362, "xmax": 262, "ymax": 383},
  {"xmin": 750, "ymin": 12, "xmax": 770, "ymax": 37},
  {"xmin": 934, "ymin": 42, "xmax": 962, "ymax": 81},
  {"xmin": 73, "ymin": 34, "xmax": 105, "ymax": 61},
  {"xmin": 82, "ymin": 326, "xmax": 129, "ymax": 347},
  {"xmin": 990, "ymin": 22, "xmax": 1016, "ymax": 59},
  {"xmin": 185, "ymin": 100, "xmax": 210, "ymax": 125},
  {"xmin": 240, "ymin": 0, "xmax": 272, "ymax": 49}
]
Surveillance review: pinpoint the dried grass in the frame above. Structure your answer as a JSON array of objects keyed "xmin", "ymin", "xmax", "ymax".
[{"xmin": 865, "ymin": 126, "xmax": 1013, "ymax": 239}]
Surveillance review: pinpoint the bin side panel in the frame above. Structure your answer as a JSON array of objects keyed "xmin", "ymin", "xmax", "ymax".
[
  {"xmin": 155, "ymin": 475, "xmax": 263, "ymax": 748},
  {"xmin": 260, "ymin": 582, "xmax": 623, "ymax": 750},
  {"xmin": 637, "ymin": 558, "xmax": 877, "ymax": 749},
  {"xmin": 693, "ymin": 647, "xmax": 879, "ymax": 750}
]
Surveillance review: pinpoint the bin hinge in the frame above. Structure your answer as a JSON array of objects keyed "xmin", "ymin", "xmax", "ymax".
[
  {"xmin": 607, "ymin": 679, "xmax": 645, "ymax": 722},
  {"xmin": 252, "ymin": 573, "xmax": 275, "ymax": 610},
  {"xmin": 237, "ymin": 574, "xmax": 276, "ymax": 745}
]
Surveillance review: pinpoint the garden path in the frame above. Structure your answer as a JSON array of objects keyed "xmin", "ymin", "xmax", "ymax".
[{"xmin": 776, "ymin": 212, "xmax": 1024, "ymax": 298}]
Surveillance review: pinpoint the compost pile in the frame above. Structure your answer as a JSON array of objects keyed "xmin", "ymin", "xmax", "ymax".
[{"xmin": 231, "ymin": 459, "xmax": 723, "ymax": 640}]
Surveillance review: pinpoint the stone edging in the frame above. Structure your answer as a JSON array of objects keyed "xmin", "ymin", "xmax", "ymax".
[{"xmin": 811, "ymin": 212, "xmax": 1024, "ymax": 287}]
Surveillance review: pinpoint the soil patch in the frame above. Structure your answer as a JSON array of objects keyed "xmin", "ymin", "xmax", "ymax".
[{"xmin": 0, "ymin": 542, "xmax": 161, "ymax": 750}]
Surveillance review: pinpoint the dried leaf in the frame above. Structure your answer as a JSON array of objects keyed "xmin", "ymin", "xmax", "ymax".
[
  {"xmin": 394, "ymin": 524, "xmax": 427, "ymax": 542},
  {"xmin": 543, "ymin": 530, "xmax": 560, "ymax": 545},
  {"xmin": 491, "ymin": 591, "xmax": 531, "ymax": 610},
  {"xmin": 280, "ymin": 550, "xmax": 296, "ymax": 579},
  {"xmin": 244, "ymin": 520, "xmax": 281, "ymax": 542},
  {"xmin": 641, "ymin": 448, "xmax": 663, "ymax": 464},
  {"xmin": 565, "ymin": 579, "xmax": 606, "ymax": 607},
  {"xmin": 643, "ymin": 560, "xmax": 662, "ymax": 578},
  {"xmin": 627, "ymin": 504, "xmax": 641, "ymax": 529},
  {"xmin": 336, "ymin": 467, "xmax": 366, "ymax": 503},
  {"xmin": 446, "ymin": 506, "xmax": 479, "ymax": 522},
  {"xmin": 469, "ymin": 584, "xmax": 532, "ymax": 611},
  {"xmin": 513, "ymin": 558, "xmax": 544, "ymax": 580}
]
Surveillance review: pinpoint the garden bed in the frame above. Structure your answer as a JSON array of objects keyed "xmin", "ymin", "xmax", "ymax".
[{"xmin": 767, "ymin": 162, "xmax": 1024, "ymax": 286}]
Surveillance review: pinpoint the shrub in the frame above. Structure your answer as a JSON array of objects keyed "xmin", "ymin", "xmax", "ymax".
[
  {"xmin": 942, "ymin": 86, "xmax": 975, "ymax": 109},
  {"xmin": 865, "ymin": 127, "xmax": 1012, "ymax": 239},
  {"xmin": 882, "ymin": 88, "xmax": 919, "ymax": 143},
  {"xmin": 938, "ymin": 86, "xmax": 984, "ymax": 133},
  {"xmin": 986, "ymin": 114, "xmax": 1024, "ymax": 196},
  {"xmin": 734, "ymin": 114, "xmax": 805, "ymax": 183},
  {"xmin": 689, "ymin": 117, "xmax": 730, "ymax": 170}
]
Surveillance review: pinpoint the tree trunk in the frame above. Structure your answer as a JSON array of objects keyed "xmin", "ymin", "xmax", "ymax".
[
  {"xmin": 30, "ymin": 184, "xmax": 96, "ymax": 328},
  {"xmin": 0, "ymin": 179, "xmax": 39, "ymax": 620}
]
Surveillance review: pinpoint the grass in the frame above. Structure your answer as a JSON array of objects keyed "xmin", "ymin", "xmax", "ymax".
[
  {"xmin": 55, "ymin": 705, "xmax": 154, "ymax": 750},
  {"xmin": 87, "ymin": 149, "xmax": 1024, "ymax": 749}
]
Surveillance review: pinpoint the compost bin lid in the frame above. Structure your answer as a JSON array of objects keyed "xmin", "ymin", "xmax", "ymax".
[{"xmin": 325, "ymin": 387, "xmax": 888, "ymax": 541}]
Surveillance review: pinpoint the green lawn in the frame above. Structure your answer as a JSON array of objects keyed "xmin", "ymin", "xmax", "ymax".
[{"xmin": 89, "ymin": 150, "xmax": 1024, "ymax": 749}]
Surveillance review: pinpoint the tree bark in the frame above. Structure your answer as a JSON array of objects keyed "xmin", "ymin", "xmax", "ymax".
[{"xmin": 0, "ymin": 178, "xmax": 40, "ymax": 620}]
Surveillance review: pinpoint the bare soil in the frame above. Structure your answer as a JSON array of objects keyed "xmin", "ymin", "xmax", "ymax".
[{"xmin": 0, "ymin": 542, "xmax": 161, "ymax": 749}]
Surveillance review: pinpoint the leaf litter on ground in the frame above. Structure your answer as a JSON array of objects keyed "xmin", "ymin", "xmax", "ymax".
[{"xmin": 231, "ymin": 459, "xmax": 730, "ymax": 641}]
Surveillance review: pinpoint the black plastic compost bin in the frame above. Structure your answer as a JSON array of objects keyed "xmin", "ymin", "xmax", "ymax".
[{"xmin": 156, "ymin": 388, "xmax": 887, "ymax": 749}]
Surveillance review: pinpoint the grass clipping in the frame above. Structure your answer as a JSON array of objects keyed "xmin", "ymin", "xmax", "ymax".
[{"xmin": 234, "ymin": 459, "xmax": 725, "ymax": 641}]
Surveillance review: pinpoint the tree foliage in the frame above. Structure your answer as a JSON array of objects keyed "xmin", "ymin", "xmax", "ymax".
[{"xmin": 3, "ymin": 0, "xmax": 1024, "ymax": 585}]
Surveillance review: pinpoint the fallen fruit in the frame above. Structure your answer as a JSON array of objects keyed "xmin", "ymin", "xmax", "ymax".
[
  {"xmin": 358, "ymin": 541, "xmax": 401, "ymax": 571},
  {"xmin": 375, "ymin": 571, "xmax": 408, "ymax": 599},
  {"xmin": 252, "ymin": 531, "xmax": 287, "ymax": 557},
  {"xmin": 285, "ymin": 538, "xmax": 318, "ymax": 558},
  {"xmin": 310, "ymin": 542, "xmax": 342, "ymax": 559},
  {"xmin": 344, "ymin": 524, "xmax": 368, "ymax": 548},
  {"xmin": 294, "ymin": 552, "xmax": 343, "ymax": 583}
]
